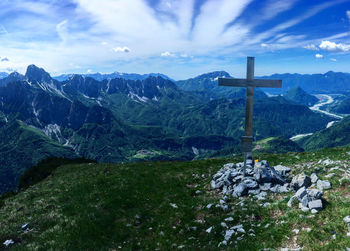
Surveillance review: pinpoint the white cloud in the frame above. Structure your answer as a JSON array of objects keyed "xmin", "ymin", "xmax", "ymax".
[
  {"xmin": 161, "ymin": 51, "xmax": 176, "ymax": 57},
  {"xmin": 56, "ymin": 20, "xmax": 68, "ymax": 43},
  {"xmin": 303, "ymin": 44, "xmax": 319, "ymax": 51},
  {"xmin": 248, "ymin": 0, "xmax": 346, "ymax": 47},
  {"xmin": 87, "ymin": 69, "xmax": 92, "ymax": 73},
  {"xmin": 1, "ymin": 0, "xmax": 349, "ymax": 77},
  {"xmin": 260, "ymin": 0, "xmax": 300, "ymax": 21},
  {"xmin": 315, "ymin": 53, "xmax": 323, "ymax": 59},
  {"xmin": 330, "ymin": 58, "xmax": 337, "ymax": 62},
  {"xmin": 319, "ymin": 40, "xmax": 350, "ymax": 52},
  {"xmin": 112, "ymin": 46, "xmax": 130, "ymax": 53},
  {"xmin": 0, "ymin": 25, "xmax": 8, "ymax": 34},
  {"xmin": 347, "ymin": 10, "xmax": 350, "ymax": 21}
]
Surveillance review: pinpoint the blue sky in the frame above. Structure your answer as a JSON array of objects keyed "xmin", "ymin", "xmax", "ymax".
[{"xmin": 0, "ymin": 0, "xmax": 350, "ymax": 79}]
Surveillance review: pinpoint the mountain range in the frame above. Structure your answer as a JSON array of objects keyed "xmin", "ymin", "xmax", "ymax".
[
  {"xmin": 259, "ymin": 71, "xmax": 350, "ymax": 94},
  {"xmin": 53, "ymin": 72, "xmax": 172, "ymax": 82},
  {"xmin": 283, "ymin": 86, "xmax": 319, "ymax": 106},
  {"xmin": 0, "ymin": 65, "xmax": 348, "ymax": 193},
  {"xmin": 0, "ymin": 72, "xmax": 8, "ymax": 79},
  {"xmin": 54, "ymin": 70, "xmax": 350, "ymax": 95}
]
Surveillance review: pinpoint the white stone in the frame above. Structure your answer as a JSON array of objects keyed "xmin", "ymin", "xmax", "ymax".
[
  {"xmin": 325, "ymin": 173, "xmax": 336, "ymax": 178},
  {"xmin": 21, "ymin": 223, "xmax": 29, "ymax": 230},
  {"xmin": 3, "ymin": 240, "xmax": 14, "ymax": 247},
  {"xmin": 170, "ymin": 203, "xmax": 178, "ymax": 209},
  {"xmin": 263, "ymin": 202, "xmax": 270, "ymax": 207},
  {"xmin": 287, "ymin": 196, "xmax": 297, "ymax": 208},
  {"xmin": 218, "ymin": 240, "xmax": 227, "ymax": 246},
  {"xmin": 310, "ymin": 173, "xmax": 318, "ymax": 183},
  {"xmin": 307, "ymin": 189, "xmax": 323, "ymax": 200},
  {"xmin": 308, "ymin": 200, "xmax": 323, "ymax": 210},
  {"xmin": 311, "ymin": 209, "xmax": 318, "ymax": 214},
  {"xmin": 232, "ymin": 224, "xmax": 243, "ymax": 230},
  {"xmin": 211, "ymin": 180, "xmax": 216, "ymax": 189},
  {"xmin": 225, "ymin": 217, "xmax": 234, "ymax": 222},
  {"xmin": 206, "ymin": 203, "xmax": 213, "ymax": 209},
  {"xmin": 301, "ymin": 206, "xmax": 310, "ymax": 212},
  {"xmin": 206, "ymin": 227, "xmax": 213, "ymax": 233},
  {"xmin": 295, "ymin": 187, "xmax": 307, "ymax": 199},
  {"xmin": 303, "ymin": 227, "xmax": 311, "ymax": 232},
  {"xmin": 317, "ymin": 180, "xmax": 331, "ymax": 190},
  {"xmin": 343, "ymin": 216, "xmax": 350, "ymax": 224},
  {"xmin": 224, "ymin": 163, "xmax": 235, "ymax": 169},
  {"xmin": 224, "ymin": 229, "xmax": 235, "ymax": 241}
]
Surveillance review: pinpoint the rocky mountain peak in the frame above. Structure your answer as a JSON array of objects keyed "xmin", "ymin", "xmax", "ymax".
[
  {"xmin": 195, "ymin": 71, "xmax": 231, "ymax": 80},
  {"xmin": 0, "ymin": 72, "xmax": 25, "ymax": 87},
  {"xmin": 68, "ymin": 74, "xmax": 85, "ymax": 82},
  {"xmin": 7, "ymin": 72, "xmax": 25, "ymax": 81},
  {"xmin": 25, "ymin": 65, "xmax": 52, "ymax": 83}
]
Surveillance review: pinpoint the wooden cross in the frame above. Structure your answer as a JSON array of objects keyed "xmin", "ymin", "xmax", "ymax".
[{"xmin": 218, "ymin": 57, "xmax": 282, "ymax": 169}]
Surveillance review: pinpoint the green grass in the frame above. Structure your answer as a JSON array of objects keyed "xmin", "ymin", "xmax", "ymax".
[{"xmin": 1, "ymin": 147, "xmax": 350, "ymax": 250}]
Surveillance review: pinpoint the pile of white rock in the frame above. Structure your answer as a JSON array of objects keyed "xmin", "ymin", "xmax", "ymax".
[
  {"xmin": 343, "ymin": 216, "xmax": 350, "ymax": 236},
  {"xmin": 288, "ymin": 172, "xmax": 330, "ymax": 213},
  {"xmin": 210, "ymin": 160, "xmax": 290, "ymax": 198}
]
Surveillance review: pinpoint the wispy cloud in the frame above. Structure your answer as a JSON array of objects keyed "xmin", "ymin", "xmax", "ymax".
[
  {"xmin": 0, "ymin": 0, "xmax": 349, "ymax": 77},
  {"xmin": 260, "ymin": 0, "xmax": 300, "ymax": 21},
  {"xmin": 161, "ymin": 51, "xmax": 176, "ymax": 57},
  {"xmin": 112, "ymin": 46, "xmax": 130, "ymax": 53},
  {"xmin": 303, "ymin": 44, "xmax": 319, "ymax": 51},
  {"xmin": 347, "ymin": 10, "xmax": 350, "ymax": 21},
  {"xmin": 0, "ymin": 25, "xmax": 8, "ymax": 35},
  {"xmin": 56, "ymin": 20, "xmax": 69, "ymax": 43}
]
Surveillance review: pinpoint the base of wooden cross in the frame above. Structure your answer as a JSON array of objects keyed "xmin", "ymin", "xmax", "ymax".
[
  {"xmin": 242, "ymin": 152, "xmax": 253, "ymax": 176},
  {"xmin": 241, "ymin": 136, "xmax": 254, "ymax": 176}
]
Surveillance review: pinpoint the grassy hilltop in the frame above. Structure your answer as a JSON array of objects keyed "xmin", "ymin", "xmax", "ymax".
[{"xmin": 1, "ymin": 147, "xmax": 350, "ymax": 250}]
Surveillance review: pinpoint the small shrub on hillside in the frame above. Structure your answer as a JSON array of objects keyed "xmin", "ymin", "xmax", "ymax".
[{"xmin": 17, "ymin": 157, "xmax": 97, "ymax": 190}]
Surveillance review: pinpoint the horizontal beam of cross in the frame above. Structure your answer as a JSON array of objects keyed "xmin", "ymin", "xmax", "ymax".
[{"xmin": 218, "ymin": 78, "xmax": 282, "ymax": 88}]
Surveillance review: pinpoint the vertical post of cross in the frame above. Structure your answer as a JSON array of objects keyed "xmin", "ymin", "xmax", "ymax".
[{"xmin": 242, "ymin": 57, "xmax": 254, "ymax": 170}]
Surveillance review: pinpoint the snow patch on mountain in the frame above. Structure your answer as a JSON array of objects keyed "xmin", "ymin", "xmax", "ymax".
[
  {"xmin": 43, "ymin": 124, "xmax": 61, "ymax": 139},
  {"xmin": 210, "ymin": 76, "xmax": 226, "ymax": 82},
  {"xmin": 290, "ymin": 133, "xmax": 313, "ymax": 141},
  {"xmin": 31, "ymin": 101, "xmax": 40, "ymax": 118},
  {"xmin": 128, "ymin": 92, "xmax": 149, "ymax": 103},
  {"xmin": 82, "ymin": 94, "xmax": 103, "ymax": 106}
]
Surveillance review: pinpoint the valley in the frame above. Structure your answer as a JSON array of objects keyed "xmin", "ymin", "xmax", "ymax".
[
  {"xmin": 290, "ymin": 94, "xmax": 346, "ymax": 141},
  {"xmin": 0, "ymin": 66, "xmax": 348, "ymax": 195},
  {"xmin": 310, "ymin": 94, "xmax": 344, "ymax": 120}
]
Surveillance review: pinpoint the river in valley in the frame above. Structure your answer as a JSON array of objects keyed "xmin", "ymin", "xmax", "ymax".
[{"xmin": 290, "ymin": 94, "xmax": 344, "ymax": 141}]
